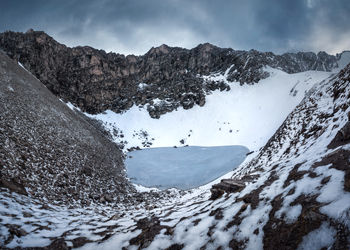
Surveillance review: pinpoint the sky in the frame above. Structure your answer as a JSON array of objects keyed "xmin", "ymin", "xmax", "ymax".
[{"xmin": 0, "ymin": 0, "xmax": 349, "ymax": 55}]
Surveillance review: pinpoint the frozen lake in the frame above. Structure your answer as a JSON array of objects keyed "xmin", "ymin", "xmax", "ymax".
[{"xmin": 125, "ymin": 145, "xmax": 249, "ymax": 190}]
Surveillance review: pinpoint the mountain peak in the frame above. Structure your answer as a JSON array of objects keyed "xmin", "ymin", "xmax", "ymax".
[
  {"xmin": 147, "ymin": 44, "xmax": 171, "ymax": 55},
  {"xmin": 195, "ymin": 42, "xmax": 218, "ymax": 51},
  {"xmin": 25, "ymin": 28, "xmax": 34, "ymax": 33}
]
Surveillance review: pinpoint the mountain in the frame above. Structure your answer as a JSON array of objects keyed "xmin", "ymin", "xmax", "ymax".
[
  {"xmin": 0, "ymin": 30, "xmax": 349, "ymax": 249},
  {"xmin": 0, "ymin": 30, "xmax": 345, "ymax": 119},
  {"xmin": 0, "ymin": 51, "xmax": 349, "ymax": 250},
  {"xmin": 0, "ymin": 51, "xmax": 133, "ymax": 205}
]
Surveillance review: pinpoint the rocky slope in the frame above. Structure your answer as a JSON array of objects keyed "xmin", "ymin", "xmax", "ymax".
[
  {"xmin": 0, "ymin": 30, "xmax": 343, "ymax": 118},
  {"xmin": 0, "ymin": 51, "xmax": 133, "ymax": 205}
]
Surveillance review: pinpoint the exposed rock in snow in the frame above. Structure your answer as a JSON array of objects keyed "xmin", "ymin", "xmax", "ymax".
[{"xmin": 210, "ymin": 179, "xmax": 246, "ymax": 200}]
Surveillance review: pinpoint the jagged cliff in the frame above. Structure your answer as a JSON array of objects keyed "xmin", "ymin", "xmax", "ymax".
[{"xmin": 0, "ymin": 30, "xmax": 342, "ymax": 118}]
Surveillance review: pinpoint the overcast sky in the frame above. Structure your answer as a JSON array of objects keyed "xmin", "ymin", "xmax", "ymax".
[{"xmin": 1, "ymin": 0, "xmax": 349, "ymax": 55}]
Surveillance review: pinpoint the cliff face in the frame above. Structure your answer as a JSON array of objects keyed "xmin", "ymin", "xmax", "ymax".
[
  {"xmin": 0, "ymin": 30, "xmax": 340, "ymax": 117},
  {"xmin": 0, "ymin": 51, "xmax": 133, "ymax": 205}
]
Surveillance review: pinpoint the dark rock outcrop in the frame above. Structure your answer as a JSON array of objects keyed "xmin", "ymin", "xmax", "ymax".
[
  {"xmin": 210, "ymin": 179, "xmax": 245, "ymax": 200},
  {"xmin": 129, "ymin": 217, "xmax": 172, "ymax": 248},
  {"xmin": 0, "ymin": 178, "xmax": 27, "ymax": 195},
  {"xmin": 0, "ymin": 30, "xmax": 340, "ymax": 118},
  {"xmin": 328, "ymin": 112, "xmax": 350, "ymax": 149}
]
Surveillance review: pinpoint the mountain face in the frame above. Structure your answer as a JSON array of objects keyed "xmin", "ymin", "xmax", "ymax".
[
  {"xmin": 0, "ymin": 51, "xmax": 133, "ymax": 205},
  {"xmin": 0, "ymin": 52, "xmax": 348, "ymax": 249},
  {"xmin": 1, "ymin": 30, "xmax": 349, "ymax": 249},
  {"xmin": 0, "ymin": 30, "xmax": 342, "ymax": 118}
]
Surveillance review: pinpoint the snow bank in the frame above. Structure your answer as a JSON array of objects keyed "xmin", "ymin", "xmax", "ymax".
[{"xmin": 86, "ymin": 67, "xmax": 333, "ymax": 151}]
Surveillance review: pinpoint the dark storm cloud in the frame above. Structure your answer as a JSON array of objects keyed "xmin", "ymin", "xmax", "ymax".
[{"xmin": 0, "ymin": 0, "xmax": 349, "ymax": 55}]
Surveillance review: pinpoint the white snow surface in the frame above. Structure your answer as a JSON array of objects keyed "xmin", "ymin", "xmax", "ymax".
[
  {"xmin": 84, "ymin": 67, "xmax": 332, "ymax": 152},
  {"xmin": 297, "ymin": 223, "xmax": 336, "ymax": 250}
]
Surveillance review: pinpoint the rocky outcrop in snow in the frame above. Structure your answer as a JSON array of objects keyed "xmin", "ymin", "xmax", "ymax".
[{"xmin": 0, "ymin": 30, "xmax": 344, "ymax": 118}]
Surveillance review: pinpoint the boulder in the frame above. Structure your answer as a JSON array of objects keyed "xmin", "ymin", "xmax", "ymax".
[
  {"xmin": 210, "ymin": 179, "xmax": 245, "ymax": 200},
  {"xmin": 0, "ymin": 177, "xmax": 27, "ymax": 195}
]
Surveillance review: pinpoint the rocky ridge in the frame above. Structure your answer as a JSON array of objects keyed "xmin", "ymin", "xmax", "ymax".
[{"xmin": 0, "ymin": 30, "xmax": 343, "ymax": 118}]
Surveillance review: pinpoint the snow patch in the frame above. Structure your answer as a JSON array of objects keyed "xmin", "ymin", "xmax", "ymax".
[
  {"xmin": 138, "ymin": 82, "xmax": 148, "ymax": 90},
  {"xmin": 7, "ymin": 85, "xmax": 14, "ymax": 92},
  {"xmin": 297, "ymin": 223, "xmax": 336, "ymax": 250}
]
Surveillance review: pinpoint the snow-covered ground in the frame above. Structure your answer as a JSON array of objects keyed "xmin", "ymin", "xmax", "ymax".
[
  {"xmin": 83, "ymin": 67, "xmax": 333, "ymax": 152},
  {"xmin": 125, "ymin": 145, "xmax": 249, "ymax": 189}
]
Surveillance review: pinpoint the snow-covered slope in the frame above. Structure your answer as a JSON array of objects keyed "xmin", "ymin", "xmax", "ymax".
[
  {"xmin": 2, "ymin": 61, "xmax": 349, "ymax": 249},
  {"xmin": 85, "ymin": 67, "xmax": 333, "ymax": 151},
  {"xmin": 1, "ymin": 39, "xmax": 350, "ymax": 249},
  {"xmin": 80, "ymin": 55, "xmax": 350, "ymax": 249}
]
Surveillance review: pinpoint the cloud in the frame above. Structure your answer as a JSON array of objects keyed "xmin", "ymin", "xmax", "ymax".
[
  {"xmin": 305, "ymin": 25, "xmax": 350, "ymax": 54},
  {"xmin": 53, "ymin": 22, "xmax": 208, "ymax": 55},
  {"xmin": 0, "ymin": 0, "xmax": 349, "ymax": 55},
  {"xmin": 300, "ymin": 0, "xmax": 350, "ymax": 54}
]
